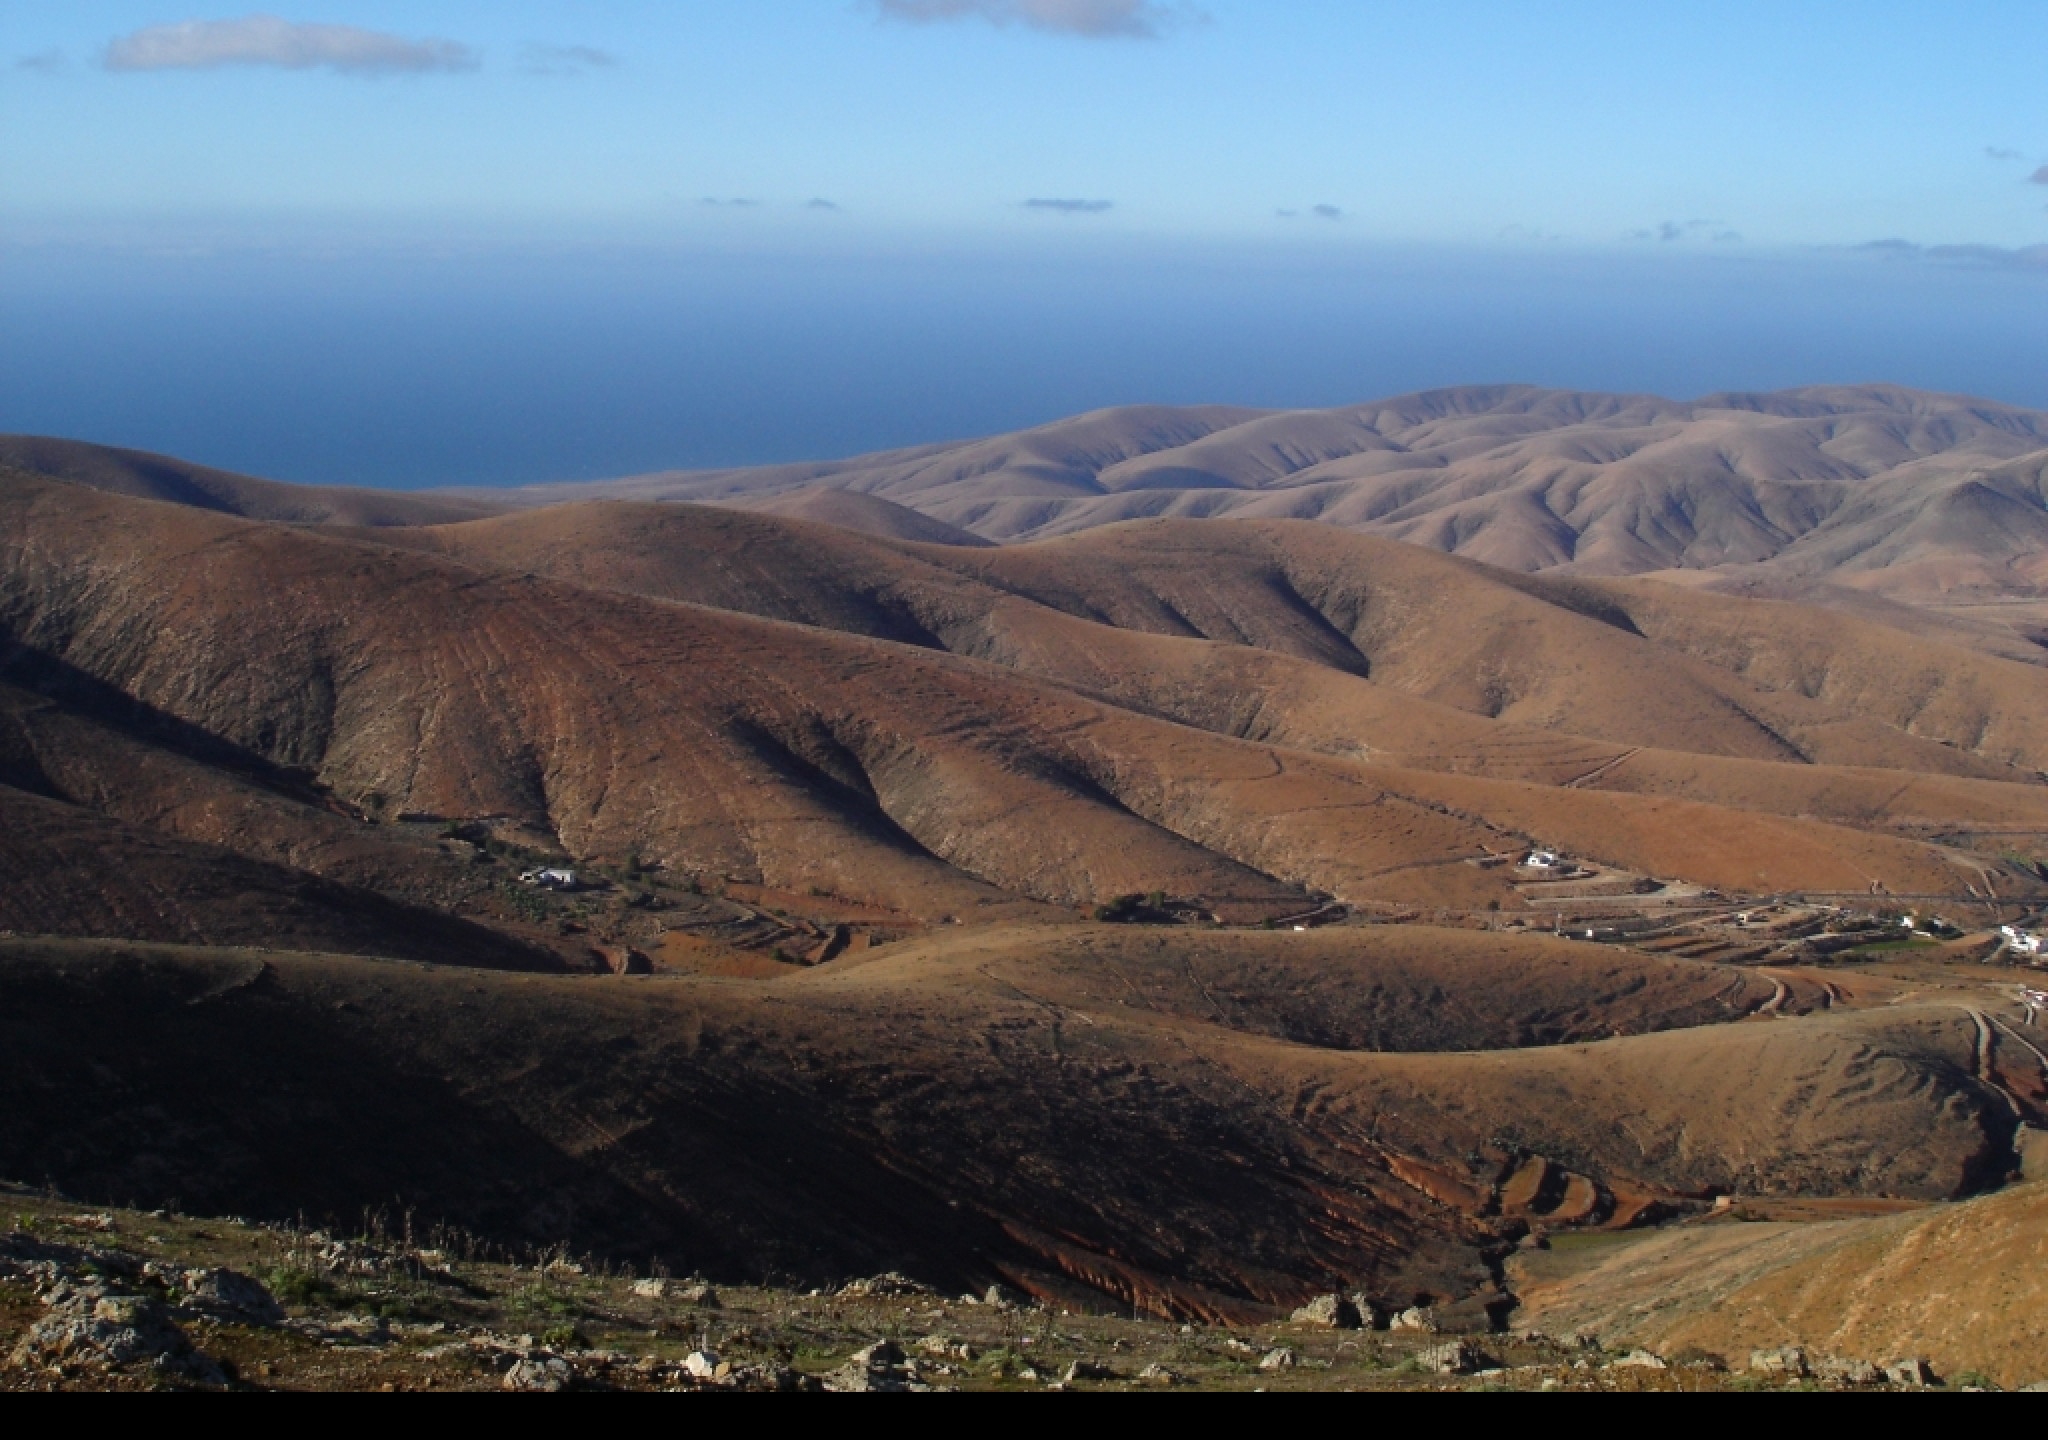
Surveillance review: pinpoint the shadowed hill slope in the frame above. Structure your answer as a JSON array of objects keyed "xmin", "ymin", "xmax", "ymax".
[
  {"xmin": 0, "ymin": 935, "xmax": 2019, "ymax": 1316},
  {"xmin": 0, "ymin": 784, "xmax": 559, "ymax": 970}
]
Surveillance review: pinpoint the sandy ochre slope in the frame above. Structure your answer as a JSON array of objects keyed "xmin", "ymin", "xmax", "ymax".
[
  {"xmin": 2, "ymin": 472, "xmax": 2027, "ymax": 920},
  {"xmin": 366, "ymin": 501, "xmax": 2048, "ymax": 870},
  {"xmin": 1512, "ymin": 1180, "xmax": 2048, "ymax": 1387}
]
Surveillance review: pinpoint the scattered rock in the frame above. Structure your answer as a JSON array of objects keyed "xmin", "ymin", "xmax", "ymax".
[
  {"xmin": 630, "ymin": 1278, "xmax": 667, "ymax": 1300},
  {"xmin": 750, "ymin": 1364, "xmax": 823, "ymax": 1394},
  {"xmin": 683, "ymin": 1350, "xmax": 725, "ymax": 1380},
  {"xmin": 175, "ymin": 1267, "xmax": 286, "ymax": 1326},
  {"xmin": 0, "ymin": 1233, "xmax": 142, "ymax": 1286},
  {"xmin": 1223, "ymin": 1337, "xmax": 1257, "ymax": 1355},
  {"xmin": 315, "ymin": 1240, "xmax": 392, "ymax": 1278},
  {"xmin": 1417, "ymin": 1341, "xmax": 1478, "ymax": 1376},
  {"xmin": 983, "ymin": 1283, "xmax": 1022, "ymax": 1309},
  {"xmin": 1138, "ymin": 1363, "xmax": 1186, "ymax": 1386},
  {"xmin": 840, "ymin": 1272, "xmax": 933, "ymax": 1299},
  {"xmin": 10, "ymin": 1289, "xmax": 224, "ymax": 1385},
  {"xmin": 825, "ymin": 1340, "xmax": 928, "ymax": 1393},
  {"xmin": 1610, "ymin": 1350, "xmax": 1668, "ymax": 1371},
  {"xmin": 1749, "ymin": 1347, "xmax": 1809, "ymax": 1377},
  {"xmin": 676, "ymin": 1283, "xmax": 720, "ymax": 1308},
  {"xmin": 1063, "ymin": 1360, "xmax": 1117, "ymax": 1383},
  {"xmin": 1885, "ymin": 1357, "xmax": 1937, "ymax": 1388},
  {"xmin": 1390, "ymin": 1306, "xmax": 1439, "ymax": 1333},
  {"xmin": 1259, "ymin": 1348, "xmax": 1298, "ymax": 1371},
  {"xmin": 1816, "ymin": 1356, "xmax": 1880, "ymax": 1385},
  {"xmin": 1290, "ymin": 1294, "xmax": 1363, "ymax": 1329},
  {"xmin": 504, "ymin": 1353, "xmax": 575, "ymax": 1392}
]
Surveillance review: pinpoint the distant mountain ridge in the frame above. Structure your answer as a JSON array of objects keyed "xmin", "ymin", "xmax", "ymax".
[
  {"xmin": 10, "ymin": 383, "xmax": 2048, "ymax": 625},
  {"xmin": 0, "ymin": 436, "xmax": 498, "ymax": 528},
  {"xmin": 497, "ymin": 384, "xmax": 2048, "ymax": 605}
]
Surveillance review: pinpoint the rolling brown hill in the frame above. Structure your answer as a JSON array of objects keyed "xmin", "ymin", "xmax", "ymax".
[
  {"xmin": 6, "ymin": 473, "xmax": 2021, "ymax": 918},
  {"xmin": 0, "ymin": 932, "xmax": 2022, "ymax": 1317},
  {"xmin": 0, "ymin": 442, "xmax": 502, "ymax": 527},
  {"xmin": 740, "ymin": 485, "xmax": 996, "ymax": 547},
  {"xmin": 497, "ymin": 385, "xmax": 2048, "ymax": 617},
  {"xmin": 374, "ymin": 501, "xmax": 2048, "ymax": 856},
  {"xmin": 4, "ymin": 454, "xmax": 2046, "ymax": 1328}
]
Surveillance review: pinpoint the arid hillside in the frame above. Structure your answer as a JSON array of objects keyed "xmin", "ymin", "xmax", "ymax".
[
  {"xmin": 3, "ymin": 458, "xmax": 2046, "ymax": 1335},
  {"xmin": 376, "ymin": 502, "xmax": 2048, "ymax": 847},
  {"xmin": 1514, "ymin": 1180, "xmax": 2048, "ymax": 1388},
  {"xmin": 11, "ymin": 472, "xmax": 2027, "ymax": 922},
  {"xmin": 490, "ymin": 386, "xmax": 2048, "ymax": 617},
  {"xmin": 0, "ymin": 933, "xmax": 2026, "ymax": 1319},
  {"xmin": 0, "ymin": 443, "xmax": 499, "ymax": 527}
]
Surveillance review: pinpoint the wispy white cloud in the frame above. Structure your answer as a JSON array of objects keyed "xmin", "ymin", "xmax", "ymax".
[
  {"xmin": 104, "ymin": 15, "xmax": 478, "ymax": 75},
  {"xmin": 874, "ymin": 0, "xmax": 1191, "ymax": 39},
  {"xmin": 522, "ymin": 44, "xmax": 616, "ymax": 77},
  {"xmin": 2031, "ymin": 166, "xmax": 2048, "ymax": 186},
  {"xmin": 1026, "ymin": 197, "xmax": 1113, "ymax": 213},
  {"xmin": 1985, "ymin": 146, "xmax": 2022, "ymax": 161},
  {"xmin": 15, "ymin": 50, "xmax": 66, "ymax": 74}
]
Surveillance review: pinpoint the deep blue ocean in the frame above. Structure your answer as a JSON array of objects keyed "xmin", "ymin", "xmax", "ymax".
[{"xmin": 4, "ymin": 238, "xmax": 2045, "ymax": 489}]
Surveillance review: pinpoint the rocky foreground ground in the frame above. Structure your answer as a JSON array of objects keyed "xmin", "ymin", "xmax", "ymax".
[{"xmin": 0, "ymin": 1185, "xmax": 2027, "ymax": 1394}]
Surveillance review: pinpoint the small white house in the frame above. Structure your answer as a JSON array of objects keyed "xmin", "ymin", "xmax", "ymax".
[
  {"xmin": 1523, "ymin": 850, "xmax": 1564, "ymax": 872},
  {"xmin": 519, "ymin": 868, "xmax": 580, "ymax": 892}
]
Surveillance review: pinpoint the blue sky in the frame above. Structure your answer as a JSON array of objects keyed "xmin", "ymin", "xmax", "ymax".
[
  {"xmin": 3, "ymin": 4, "xmax": 2046, "ymax": 484},
  {"xmin": 8, "ymin": 0, "xmax": 2046, "ymax": 251}
]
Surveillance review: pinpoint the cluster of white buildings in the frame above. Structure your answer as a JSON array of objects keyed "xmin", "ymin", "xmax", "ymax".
[
  {"xmin": 2001, "ymin": 924, "xmax": 2044, "ymax": 958},
  {"xmin": 519, "ymin": 868, "xmax": 580, "ymax": 892}
]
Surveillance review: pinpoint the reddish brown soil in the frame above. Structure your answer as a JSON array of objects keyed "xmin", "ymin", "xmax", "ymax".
[{"xmin": 1, "ymin": 456, "xmax": 2044, "ymax": 1321}]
